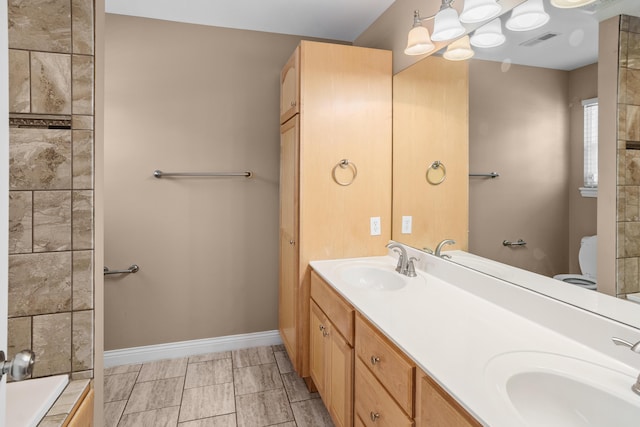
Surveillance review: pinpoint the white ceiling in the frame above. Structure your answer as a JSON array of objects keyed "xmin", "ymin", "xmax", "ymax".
[
  {"xmin": 471, "ymin": 0, "xmax": 640, "ymax": 70},
  {"xmin": 106, "ymin": 0, "xmax": 640, "ymax": 70},
  {"xmin": 105, "ymin": 0, "xmax": 397, "ymax": 42}
]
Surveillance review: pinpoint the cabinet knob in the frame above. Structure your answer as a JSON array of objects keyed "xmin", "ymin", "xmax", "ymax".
[
  {"xmin": 370, "ymin": 356, "xmax": 380, "ymax": 365},
  {"xmin": 290, "ymin": 101, "xmax": 297, "ymax": 107},
  {"xmin": 319, "ymin": 325, "xmax": 325, "ymax": 331},
  {"xmin": 370, "ymin": 412, "xmax": 380, "ymax": 422},
  {"xmin": 289, "ymin": 240, "xmax": 295, "ymax": 245}
]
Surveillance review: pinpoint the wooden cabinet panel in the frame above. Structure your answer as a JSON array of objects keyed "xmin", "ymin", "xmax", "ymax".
[
  {"xmin": 67, "ymin": 387, "xmax": 94, "ymax": 427},
  {"xmin": 279, "ymin": 40, "xmax": 392, "ymax": 379},
  {"xmin": 279, "ymin": 116, "xmax": 300, "ymax": 365},
  {"xmin": 311, "ymin": 271, "xmax": 354, "ymax": 345},
  {"xmin": 328, "ymin": 327, "xmax": 354, "ymax": 427},
  {"xmin": 392, "ymin": 56, "xmax": 469, "ymax": 251},
  {"xmin": 415, "ymin": 371, "xmax": 481, "ymax": 427},
  {"xmin": 280, "ymin": 47, "xmax": 299, "ymax": 124},
  {"xmin": 355, "ymin": 358, "xmax": 413, "ymax": 427},
  {"xmin": 355, "ymin": 314, "xmax": 415, "ymax": 416},
  {"xmin": 310, "ymin": 301, "xmax": 329, "ymax": 397}
]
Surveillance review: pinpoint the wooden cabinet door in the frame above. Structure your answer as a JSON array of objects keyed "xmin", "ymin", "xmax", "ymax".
[
  {"xmin": 310, "ymin": 301, "xmax": 328, "ymax": 397},
  {"xmin": 415, "ymin": 370, "xmax": 480, "ymax": 427},
  {"xmin": 279, "ymin": 116, "xmax": 299, "ymax": 364},
  {"xmin": 280, "ymin": 47, "xmax": 299, "ymax": 124},
  {"xmin": 328, "ymin": 327, "xmax": 354, "ymax": 427}
]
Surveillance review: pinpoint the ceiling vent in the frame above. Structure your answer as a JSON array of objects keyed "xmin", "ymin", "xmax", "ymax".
[
  {"xmin": 580, "ymin": 0, "xmax": 623, "ymax": 14},
  {"xmin": 520, "ymin": 32, "xmax": 560, "ymax": 47}
]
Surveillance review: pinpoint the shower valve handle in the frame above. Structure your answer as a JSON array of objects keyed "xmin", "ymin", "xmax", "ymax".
[{"xmin": 0, "ymin": 349, "xmax": 36, "ymax": 381}]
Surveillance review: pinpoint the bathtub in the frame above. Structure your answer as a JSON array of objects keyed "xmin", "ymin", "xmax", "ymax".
[{"xmin": 6, "ymin": 375, "xmax": 69, "ymax": 427}]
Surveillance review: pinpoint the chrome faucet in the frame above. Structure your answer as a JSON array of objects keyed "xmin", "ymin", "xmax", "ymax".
[
  {"xmin": 612, "ymin": 337, "xmax": 640, "ymax": 396},
  {"xmin": 386, "ymin": 242, "xmax": 417, "ymax": 277},
  {"xmin": 435, "ymin": 239, "xmax": 456, "ymax": 258}
]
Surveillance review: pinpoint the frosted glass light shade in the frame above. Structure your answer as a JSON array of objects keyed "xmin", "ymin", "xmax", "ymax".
[
  {"xmin": 506, "ymin": 0, "xmax": 550, "ymax": 32},
  {"xmin": 470, "ymin": 18, "xmax": 506, "ymax": 48},
  {"xmin": 550, "ymin": 0, "xmax": 596, "ymax": 8},
  {"xmin": 443, "ymin": 36, "xmax": 475, "ymax": 61},
  {"xmin": 404, "ymin": 25, "xmax": 435, "ymax": 55},
  {"xmin": 432, "ymin": 7, "xmax": 466, "ymax": 41},
  {"xmin": 460, "ymin": 0, "xmax": 502, "ymax": 24}
]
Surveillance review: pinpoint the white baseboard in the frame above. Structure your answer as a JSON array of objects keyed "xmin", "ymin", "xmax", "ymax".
[{"xmin": 104, "ymin": 330, "xmax": 283, "ymax": 368}]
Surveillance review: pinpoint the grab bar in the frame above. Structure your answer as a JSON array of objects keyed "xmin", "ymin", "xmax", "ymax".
[
  {"xmin": 153, "ymin": 170, "xmax": 252, "ymax": 179},
  {"xmin": 469, "ymin": 172, "xmax": 500, "ymax": 178},
  {"xmin": 503, "ymin": 239, "xmax": 527, "ymax": 247},
  {"xmin": 104, "ymin": 264, "xmax": 139, "ymax": 275}
]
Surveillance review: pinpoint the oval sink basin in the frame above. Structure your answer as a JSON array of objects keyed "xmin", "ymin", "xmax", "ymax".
[
  {"xmin": 485, "ymin": 352, "xmax": 640, "ymax": 426},
  {"xmin": 337, "ymin": 265, "xmax": 406, "ymax": 291}
]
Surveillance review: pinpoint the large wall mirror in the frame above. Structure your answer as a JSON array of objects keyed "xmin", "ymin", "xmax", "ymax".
[{"xmin": 391, "ymin": 0, "xmax": 640, "ymax": 328}]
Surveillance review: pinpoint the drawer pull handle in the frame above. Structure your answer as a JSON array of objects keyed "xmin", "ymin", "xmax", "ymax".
[
  {"xmin": 370, "ymin": 412, "xmax": 380, "ymax": 422},
  {"xmin": 370, "ymin": 356, "xmax": 380, "ymax": 365},
  {"xmin": 319, "ymin": 325, "xmax": 325, "ymax": 331},
  {"xmin": 319, "ymin": 325, "xmax": 329, "ymax": 337}
]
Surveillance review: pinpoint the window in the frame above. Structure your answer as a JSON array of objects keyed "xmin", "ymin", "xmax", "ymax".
[{"xmin": 581, "ymin": 97, "xmax": 598, "ymax": 198}]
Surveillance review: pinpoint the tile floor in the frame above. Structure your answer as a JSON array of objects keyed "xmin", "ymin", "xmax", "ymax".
[{"xmin": 103, "ymin": 345, "xmax": 335, "ymax": 427}]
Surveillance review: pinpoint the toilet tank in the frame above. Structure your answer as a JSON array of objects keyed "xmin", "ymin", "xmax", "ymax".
[{"xmin": 579, "ymin": 235, "xmax": 597, "ymax": 280}]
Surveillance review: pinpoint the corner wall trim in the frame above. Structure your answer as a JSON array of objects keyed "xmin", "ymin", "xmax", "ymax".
[{"xmin": 103, "ymin": 330, "xmax": 283, "ymax": 368}]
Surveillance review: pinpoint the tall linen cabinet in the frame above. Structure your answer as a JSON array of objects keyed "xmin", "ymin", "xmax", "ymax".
[{"xmin": 279, "ymin": 41, "xmax": 392, "ymax": 382}]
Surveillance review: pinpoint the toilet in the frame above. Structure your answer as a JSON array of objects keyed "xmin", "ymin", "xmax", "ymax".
[{"xmin": 553, "ymin": 235, "xmax": 597, "ymax": 290}]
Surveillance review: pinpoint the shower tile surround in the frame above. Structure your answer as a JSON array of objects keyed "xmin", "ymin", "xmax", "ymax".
[{"xmin": 7, "ymin": 0, "xmax": 95, "ymax": 379}]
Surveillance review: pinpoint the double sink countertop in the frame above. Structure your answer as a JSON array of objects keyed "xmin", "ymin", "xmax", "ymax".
[{"xmin": 310, "ymin": 245, "xmax": 640, "ymax": 426}]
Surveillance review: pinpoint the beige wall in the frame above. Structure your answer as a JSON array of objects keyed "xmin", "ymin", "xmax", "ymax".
[
  {"xmin": 568, "ymin": 63, "xmax": 598, "ymax": 274},
  {"xmin": 468, "ymin": 60, "xmax": 571, "ymax": 277},
  {"xmin": 104, "ymin": 15, "xmax": 312, "ymax": 350},
  {"xmin": 597, "ymin": 16, "xmax": 620, "ymax": 297}
]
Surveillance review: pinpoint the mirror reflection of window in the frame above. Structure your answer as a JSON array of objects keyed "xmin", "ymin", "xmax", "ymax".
[{"xmin": 581, "ymin": 97, "xmax": 598, "ymax": 197}]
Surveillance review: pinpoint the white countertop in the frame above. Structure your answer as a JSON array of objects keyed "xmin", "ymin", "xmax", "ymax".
[{"xmin": 310, "ymin": 251, "xmax": 640, "ymax": 426}]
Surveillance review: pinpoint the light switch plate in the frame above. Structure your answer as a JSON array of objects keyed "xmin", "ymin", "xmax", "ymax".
[
  {"xmin": 402, "ymin": 216, "xmax": 412, "ymax": 234},
  {"xmin": 370, "ymin": 217, "xmax": 381, "ymax": 236}
]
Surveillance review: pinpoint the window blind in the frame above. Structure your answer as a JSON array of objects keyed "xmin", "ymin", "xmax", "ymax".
[{"xmin": 582, "ymin": 98, "xmax": 598, "ymax": 188}]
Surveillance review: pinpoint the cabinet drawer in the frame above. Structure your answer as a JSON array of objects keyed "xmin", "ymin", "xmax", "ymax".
[
  {"xmin": 416, "ymin": 370, "xmax": 481, "ymax": 427},
  {"xmin": 355, "ymin": 358, "xmax": 413, "ymax": 427},
  {"xmin": 355, "ymin": 314, "xmax": 414, "ymax": 415},
  {"xmin": 311, "ymin": 271, "xmax": 354, "ymax": 345}
]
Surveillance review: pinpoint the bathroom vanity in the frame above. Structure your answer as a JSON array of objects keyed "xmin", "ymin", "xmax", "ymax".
[{"xmin": 309, "ymin": 244, "xmax": 640, "ymax": 426}]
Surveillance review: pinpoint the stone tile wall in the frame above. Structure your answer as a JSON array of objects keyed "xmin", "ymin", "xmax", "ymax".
[
  {"xmin": 7, "ymin": 0, "xmax": 94, "ymax": 379},
  {"xmin": 618, "ymin": 16, "xmax": 640, "ymax": 297}
]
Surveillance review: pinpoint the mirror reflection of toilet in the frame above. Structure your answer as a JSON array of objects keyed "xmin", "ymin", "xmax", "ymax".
[{"xmin": 553, "ymin": 235, "xmax": 597, "ymax": 290}]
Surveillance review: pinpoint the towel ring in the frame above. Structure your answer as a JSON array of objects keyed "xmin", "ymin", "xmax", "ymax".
[
  {"xmin": 332, "ymin": 159, "xmax": 358, "ymax": 186},
  {"xmin": 426, "ymin": 160, "xmax": 447, "ymax": 185}
]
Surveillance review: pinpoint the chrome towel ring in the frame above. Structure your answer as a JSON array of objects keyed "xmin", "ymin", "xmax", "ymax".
[
  {"xmin": 426, "ymin": 160, "xmax": 447, "ymax": 185},
  {"xmin": 332, "ymin": 159, "xmax": 358, "ymax": 186}
]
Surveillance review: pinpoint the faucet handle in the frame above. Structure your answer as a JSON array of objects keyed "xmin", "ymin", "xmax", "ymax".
[
  {"xmin": 612, "ymin": 337, "xmax": 640, "ymax": 353},
  {"xmin": 407, "ymin": 257, "xmax": 419, "ymax": 277}
]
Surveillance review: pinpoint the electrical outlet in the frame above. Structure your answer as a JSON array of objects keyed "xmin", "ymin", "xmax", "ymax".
[
  {"xmin": 370, "ymin": 217, "xmax": 381, "ymax": 236},
  {"xmin": 402, "ymin": 216, "xmax": 412, "ymax": 234}
]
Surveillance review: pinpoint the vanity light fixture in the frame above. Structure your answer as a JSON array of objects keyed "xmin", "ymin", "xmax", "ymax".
[
  {"xmin": 550, "ymin": 0, "xmax": 596, "ymax": 8},
  {"xmin": 432, "ymin": 0, "xmax": 466, "ymax": 41},
  {"xmin": 506, "ymin": 0, "xmax": 550, "ymax": 32},
  {"xmin": 443, "ymin": 35, "xmax": 475, "ymax": 60},
  {"xmin": 459, "ymin": 0, "xmax": 502, "ymax": 24},
  {"xmin": 405, "ymin": 10, "xmax": 436, "ymax": 55},
  {"xmin": 470, "ymin": 18, "xmax": 506, "ymax": 48}
]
